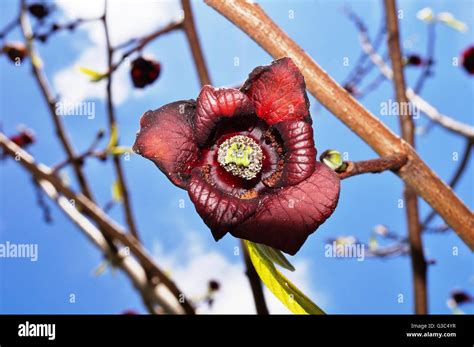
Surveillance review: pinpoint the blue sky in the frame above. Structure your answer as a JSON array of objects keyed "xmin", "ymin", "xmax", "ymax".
[{"xmin": 0, "ymin": 0, "xmax": 473, "ymax": 314}]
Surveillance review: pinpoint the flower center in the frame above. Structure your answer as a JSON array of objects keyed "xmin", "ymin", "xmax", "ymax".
[{"xmin": 217, "ymin": 135, "xmax": 263, "ymax": 180}]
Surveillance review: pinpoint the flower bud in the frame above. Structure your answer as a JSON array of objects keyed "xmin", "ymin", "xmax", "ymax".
[
  {"xmin": 320, "ymin": 149, "xmax": 347, "ymax": 172},
  {"xmin": 130, "ymin": 56, "xmax": 161, "ymax": 88},
  {"xmin": 2, "ymin": 42, "xmax": 28, "ymax": 63}
]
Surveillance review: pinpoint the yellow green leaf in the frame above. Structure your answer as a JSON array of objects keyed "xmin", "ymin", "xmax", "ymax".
[
  {"xmin": 78, "ymin": 66, "xmax": 108, "ymax": 82},
  {"xmin": 369, "ymin": 236, "xmax": 378, "ymax": 251},
  {"xmin": 417, "ymin": 7, "xmax": 434, "ymax": 22},
  {"xmin": 255, "ymin": 243, "xmax": 295, "ymax": 271},
  {"xmin": 109, "ymin": 146, "xmax": 132, "ymax": 156},
  {"xmin": 111, "ymin": 180, "xmax": 123, "ymax": 203},
  {"xmin": 93, "ymin": 260, "xmax": 109, "ymax": 277},
  {"xmin": 245, "ymin": 240, "xmax": 325, "ymax": 315},
  {"xmin": 437, "ymin": 12, "xmax": 467, "ymax": 33}
]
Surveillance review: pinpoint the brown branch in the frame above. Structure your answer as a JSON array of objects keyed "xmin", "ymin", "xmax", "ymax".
[
  {"xmin": 385, "ymin": 0, "xmax": 427, "ymax": 314},
  {"xmin": 0, "ymin": 132, "xmax": 195, "ymax": 314},
  {"xmin": 345, "ymin": 8, "xmax": 474, "ymax": 140},
  {"xmin": 181, "ymin": 0, "xmax": 211, "ymax": 86},
  {"xmin": 241, "ymin": 240, "xmax": 269, "ymax": 315},
  {"xmin": 337, "ymin": 154, "xmax": 407, "ymax": 180},
  {"xmin": 204, "ymin": 0, "xmax": 474, "ymax": 250},
  {"xmin": 19, "ymin": 1, "xmax": 94, "ymax": 201},
  {"xmin": 102, "ymin": 3, "xmax": 139, "ymax": 240}
]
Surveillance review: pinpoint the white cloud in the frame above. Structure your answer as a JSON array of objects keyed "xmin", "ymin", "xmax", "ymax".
[
  {"xmin": 153, "ymin": 232, "xmax": 328, "ymax": 314},
  {"xmin": 53, "ymin": 0, "xmax": 181, "ymax": 105}
]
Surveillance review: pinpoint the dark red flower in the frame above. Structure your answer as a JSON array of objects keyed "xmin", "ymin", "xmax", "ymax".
[
  {"xmin": 461, "ymin": 46, "xmax": 474, "ymax": 75},
  {"xmin": 130, "ymin": 56, "xmax": 161, "ymax": 88},
  {"xmin": 133, "ymin": 58, "xmax": 340, "ymax": 255}
]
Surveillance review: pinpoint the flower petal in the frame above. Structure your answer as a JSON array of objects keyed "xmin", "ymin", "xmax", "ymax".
[
  {"xmin": 241, "ymin": 57, "xmax": 310, "ymax": 125},
  {"xmin": 194, "ymin": 85, "xmax": 254, "ymax": 146},
  {"xmin": 272, "ymin": 120, "xmax": 316, "ymax": 187},
  {"xmin": 188, "ymin": 169, "xmax": 259, "ymax": 241},
  {"xmin": 231, "ymin": 162, "xmax": 340, "ymax": 255},
  {"xmin": 133, "ymin": 100, "xmax": 199, "ymax": 189}
]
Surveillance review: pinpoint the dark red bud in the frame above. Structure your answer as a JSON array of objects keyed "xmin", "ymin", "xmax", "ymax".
[
  {"xmin": 2, "ymin": 42, "xmax": 28, "ymax": 63},
  {"xmin": 37, "ymin": 34, "xmax": 47, "ymax": 43},
  {"xmin": 208, "ymin": 279, "xmax": 220, "ymax": 292},
  {"xmin": 28, "ymin": 3, "xmax": 50, "ymax": 20},
  {"xmin": 130, "ymin": 56, "xmax": 161, "ymax": 88},
  {"xmin": 407, "ymin": 54, "xmax": 423, "ymax": 66},
  {"xmin": 451, "ymin": 290, "xmax": 472, "ymax": 305},
  {"xmin": 461, "ymin": 46, "xmax": 474, "ymax": 75},
  {"xmin": 9, "ymin": 129, "xmax": 35, "ymax": 148}
]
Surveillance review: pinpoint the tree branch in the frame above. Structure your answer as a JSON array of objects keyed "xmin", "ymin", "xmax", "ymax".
[
  {"xmin": 241, "ymin": 240, "xmax": 269, "ymax": 315},
  {"xmin": 19, "ymin": 1, "xmax": 95, "ymax": 201},
  {"xmin": 384, "ymin": 0, "xmax": 427, "ymax": 314},
  {"xmin": 205, "ymin": 0, "xmax": 474, "ymax": 250},
  {"xmin": 181, "ymin": 0, "xmax": 211, "ymax": 86},
  {"xmin": 111, "ymin": 19, "xmax": 183, "ymax": 73},
  {"xmin": 345, "ymin": 8, "xmax": 474, "ymax": 140},
  {"xmin": 0, "ymin": 132, "xmax": 195, "ymax": 314},
  {"xmin": 102, "ymin": 2, "xmax": 139, "ymax": 240},
  {"xmin": 337, "ymin": 154, "xmax": 407, "ymax": 180}
]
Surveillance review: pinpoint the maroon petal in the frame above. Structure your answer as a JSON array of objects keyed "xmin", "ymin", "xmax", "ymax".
[
  {"xmin": 188, "ymin": 169, "xmax": 258, "ymax": 241},
  {"xmin": 231, "ymin": 162, "xmax": 340, "ymax": 255},
  {"xmin": 272, "ymin": 120, "xmax": 316, "ymax": 187},
  {"xmin": 194, "ymin": 86, "xmax": 254, "ymax": 146},
  {"xmin": 133, "ymin": 101, "xmax": 199, "ymax": 189},
  {"xmin": 241, "ymin": 57, "xmax": 310, "ymax": 125}
]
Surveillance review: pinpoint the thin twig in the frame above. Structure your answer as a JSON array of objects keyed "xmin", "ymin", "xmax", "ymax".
[
  {"xmin": 341, "ymin": 7, "xmax": 386, "ymax": 88},
  {"xmin": 205, "ymin": 0, "xmax": 474, "ymax": 249},
  {"xmin": 241, "ymin": 240, "xmax": 269, "ymax": 315},
  {"xmin": 337, "ymin": 154, "xmax": 407, "ymax": 180},
  {"xmin": 102, "ymin": 2, "xmax": 139, "ymax": 241},
  {"xmin": 0, "ymin": 132, "xmax": 195, "ymax": 314},
  {"xmin": 32, "ymin": 17, "xmax": 102, "ymax": 42},
  {"xmin": 19, "ymin": 1, "xmax": 95, "ymax": 201},
  {"xmin": 422, "ymin": 139, "xmax": 473, "ymax": 229},
  {"xmin": 0, "ymin": 15, "xmax": 20, "ymax": 40},
  {"xmin": 345, "ymin": 8, "xmax": 474, "ymax": 140},
  {"xmin": 384, "ymin": 0, "xmax": 427, "ymax": 314},
  {"xmin": 181, "ymin": 0, "xmax": 211, "ymax": 86},
  {"xmin": 52, "ymin": 130, "xmax": 104, "ymax": 172},
  {"xmin": 111, "ymin": 19, "xmax": 183, "ymax": 73},
  {"xmin": 414, "ymin": 22, "xmax": 435, "ymax": 94}
]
